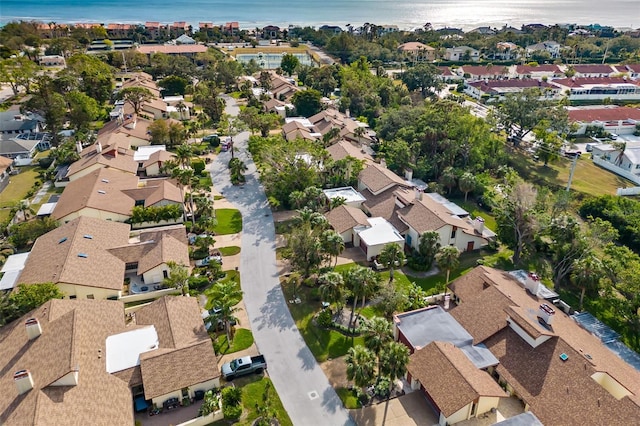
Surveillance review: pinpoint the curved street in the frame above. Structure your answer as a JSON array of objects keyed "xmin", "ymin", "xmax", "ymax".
[{"xmin": 209, "ymin": 96, "xmax": 355, "ymax": 426}]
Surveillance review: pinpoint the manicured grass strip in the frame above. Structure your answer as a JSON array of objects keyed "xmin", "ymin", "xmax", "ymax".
[
  {"xmin": 213, "ymin": 328, "xmax": 254, "ymax": 354},
  {"xmin": 240, "ymin": 378, "xmax": 293, "ymax": 426},
  {"xmin": 0, "ymin": 166, "xmax": 39, "ymax": 208},
  {"xmin": 218, "ymin": 246, "xmax": 241, "ymax": 256},
  {"xmin": 213, "ymin": 208, "xmax": 243, "ymax": 234}
]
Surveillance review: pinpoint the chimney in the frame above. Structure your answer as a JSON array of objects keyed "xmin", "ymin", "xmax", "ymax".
[
  {"xmin": 414, "ymin": 188, "xmax": 423, "ymax": 201},
  {"xmin": 473, "ymin": 217, "xmax": 485, "ymax": 234},
  {"xmin": 525, "ymin": 272, "xmax": 540, "ymax": 295},
  {"xmin": 96, "ymin": 142, "xmax": 102, "ymax": 154},
  {"xmin": 404, "ymin": 168, "xmax": 413, "ymax": 181},
  {"xmin": 379, "ymin": 158, "xmax": 387, "ymax": 168},
  {"xmin": 25, "ymin": 318, "xmax": 42, "ymax": 340},
  {"xmin": 76, "ymin": 140, "xmax": 83, "ymax": 154},
  {"xmin": 14, "ymin": 370, "xmax": 34, "ymax": 395},
  {"xmin": 539, "ymin": 303, "xmax": 556, "ymax": 325}
]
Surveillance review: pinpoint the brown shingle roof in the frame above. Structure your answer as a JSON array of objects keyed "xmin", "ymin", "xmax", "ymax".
[
  {"xmin": 325, "ymin": 205, "xmax": 370, "ymax": 234},
  {"xmin": 142, "ymin": 149, "xmax": 175, "ymax": 168},
  {"xmin": 407, "ymin": 341, "xmax": 506, "ymax": 417},
  {"xmin": 358, "ymin": 163, "xmax": 409, "ymax": 195},
  {"xmin": 66, "ymin": 141, "xmax": 138, "ymax": 178},
  {"xmin": 449, "ymin": 266, "xmax": 640, "ymax": 422},
  {"xmin": 140, "ymin": 341, "xmax": 219, "ymax": 399},
  {"xmin": 326, "ymin": 140, "xmax": 373, "ymax": 163},
  {"xmin": 0, "ymin": 299, "xmax": 133, "ymax": 425},
  {"xmin": 52, "ymin": 168, "xmax": 140, "ymax": 221},
  {"xmin": 361, "ymin": 188, "xmax": 409, "ymax": 233},
  {"xmin": 18, "ymin": 217, "xmax": 130, "ymax": 291}
]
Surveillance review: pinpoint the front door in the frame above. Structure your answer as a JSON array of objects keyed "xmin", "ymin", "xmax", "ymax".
[{"xmin": 466, "ymin": 241, "xmax": 474, "ymax": 252}]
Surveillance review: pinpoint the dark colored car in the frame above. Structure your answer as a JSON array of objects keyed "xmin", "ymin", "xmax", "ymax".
[{"xmin": 163, "ymin": 397, "xmax": 180, "ymax": 410}]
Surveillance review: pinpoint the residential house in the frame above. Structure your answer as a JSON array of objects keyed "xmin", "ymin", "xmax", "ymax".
[
  {"xmin": 0, "ymin": 296, "xmax": 219, "ymax": 425},
  {"xmin": 264, "ymin": 98, "xmax": 293, "ymax": 118},
  {"xmin": 614, "ymin": 64, "xmax": 640, "ymax": 79},
  {"xmin": 173, "ymin": 33, "xmax": 196, "ymax": 45},
  {"xmin": 355, "ymin": 217, "xmax": 405, "ymax": 261},
  {"xmin": 444, "ymin": 46, "xmax": 480, "ymax": 62},
  {"xmin": 591, "ymin": 143, "xmax": 640, "ymax": 184},
  {"xmin": 325, "ymin": 204, "xmax": 370, "ymax": 244},
  {"xmin": 106, "ymin": 23, "xmax": 136, "ymax": 39},
  {"xmin": 437, "ymin": 66, "xmax": 459, "ymax": 82},
  {"xmin": 282, "ymin": 120, "xmax": 317, "ymax": 141},
  {"xmin": 18, "ymin": 216, "xmax": 189, "ymax": 299},
  {"xmin": 145, "ymin": 22, "xmax": 167, "ymax": 40},
  {"xmin": 408, "ymin": 341, "xmax": 506, "ymax": 425},
  {"xmin": 551, "ymin": 77, "xmax": 640, "ymax": 101},
  {"xmin": 393, "ymin": 188, "xmax": 491, "ymax": 252},
  {"xmin": 513, "ymin": 64, "xmax": 563, "ymax": 79},
  {"xmin": 223, "ymin": 22, "xmax": 240, "ymax": 35},
  {"xmin": 137, "ymin": 147, "xmax": 175, "ymax": 177},
  {"xmin": 458, "ymin": 65, "xmax": 510, "ymax": 81},
  {"xmin": 492, "ymin": 42, "xmax": 519, "ymax": 61},
  {"xmin": 0, "ymin": 155, "xmax": 14, "ymax": 193},
  {"xmin": 571, "ymin": 64, "xmax": 616, "ymax": 78},
  {"xmin": 38, "ymin": 55, "xmax": 66, "ymax": 67},
  {"xmin": 262, "ymin": 25, "xmax": 280, "ymax": 39},
  {"xmin": 64, "ymin": 141, "xmax": 137, "ymax": 183},
  {"xmin": 398, "ymin": 42, "xmax": 436, "ymax": 62},
  {"xmin": 268, "ymin": 72, "xmax": 300, "ymax": 101},
  {"xmin": 323, "ymin": 187, "xmax": 366, "ymax": 209},
  {"xmin": 469, "ymin": 26, "xmax": 496, "ymax": 35},
  {"xmin": 525, "ymin": 40, "xmax": 561, "ymax": 58},
  {"xmin": 141, "ymin": 98, "xmax": 170, "ymax": 119},
  {"xmin": 170, "ymin": 21, "xmax": 188, "ymax": 38},
  {"xmin": 0, "ymin": 111, "xmax": 43, "ymax": 136},
  {"xmin": 465, "ymin": 79, "xmax": 560, "ymax": 100},
  {"xmin": 567, "ymin": 106, "xmax": 640, "ymax": 135},
  {"xmin": 319, "ymin": 25, "xmax": 342, "ymax": 34},
  {"xmin": 308, "ymin": 109, "xmax": 376, "ymax": 145},
  {"xmin": 443, "ymin": 266, "xmax": 640, "ymax": 425},
  {"xmin": 52, "ymin": 168, "xmax": 182, "ymax": 223},
  {"xmin": 326, "ymin": 139, "xmax": 374, "ymax": 163},
  {"xmin": 0, "ymin": 134, "xmax": 50, "ymax": 162}
]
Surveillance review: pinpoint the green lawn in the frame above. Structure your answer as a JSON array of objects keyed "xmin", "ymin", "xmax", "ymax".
[
  {"xmin": 218, "ymin": 246, "xmax": 241, "ymax": 256},
  {"xmin": 0, "ymin": 166, "xmax": 41, "ymax": 222},
  {"xmin": 237, "ymin": 377, "xmax": 293, "ymax": 426},
  {"xmin": 284, "ymin": 283, "xmax": 364, "ymax": 362},
  {"xmin": 274, "ymin": 218, "xmax": 296, "ymax": 235},
  {"xmin": 507, "ymin": 147, "xmax": 632, "ymax": 196},
  {"xmin": 213, "ymin": 328, "xmax": 254, "ymax": 354},
  {"xmin": 213, "ymin": 209, "xmax": 243, "ymax": 234}
]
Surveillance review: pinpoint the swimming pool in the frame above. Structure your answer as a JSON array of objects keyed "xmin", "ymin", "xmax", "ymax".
[{"xmin": 235, "ymin": 52, "xmax": 315, "ymax": 69}]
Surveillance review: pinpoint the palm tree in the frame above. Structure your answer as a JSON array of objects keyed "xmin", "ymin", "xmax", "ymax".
[
  {"xmin": 229, "ymin": 158, "xmax": 247, "ymax": 184},
  {"xmin": 320, "ymin": 230, "xmax": 345, "ymax": 268},
  {"xmin": 364, "ymin": 317, "xmax": 393, "ymax": 372},
  {"xmin": 571, "ymin": 254, "xmax": 604, "ymax": 310},
  {"xmin": 162, "ymin": 261, "xmax": 190, "ymax": 295},
  {"xmin": 12, "ymin": 200, "xmax": 35, "ymax": 223},
  {"xmin": 318, "ymin": 271, "xmax": 345, "ymax": 311},
  {"xmin": 343, "ymin": 266, "xmax": 367, "ymax": 329},
  {"xmin": 378, "ymin": 243, "xmax": 405, "ymax": 283},
  {"xmin": 205, "ymin": 279, "xmax": 243, "ymax": 344},
  {"xmin": 458, "ymin": 172, "xmax": 476, "ymax": 202},
  {"xmin": 359, "ymin": 267, "xmax": 381, "ymax": 310},
  {"xmin": 345, "ymin": 345, "xmax": 376, "ymax": 393},
  {"xmin": 440, "ymin": 167, "xmax": 457, "ymax": 194},
  {"xmin": 379, "ymin": 341, "xmax": 410, "ymax": 423},
  {"xmin": 418, "ymin": 231, "xmax": 440, "ymax": 270},
  {"xmin": 436, "ymin": 245, "xmax": 460, "ymax": 293}
]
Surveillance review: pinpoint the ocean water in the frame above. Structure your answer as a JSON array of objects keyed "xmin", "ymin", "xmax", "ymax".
[{"xmin": 0, "ymin": 0, "xmax": 638, "ymax": 31}]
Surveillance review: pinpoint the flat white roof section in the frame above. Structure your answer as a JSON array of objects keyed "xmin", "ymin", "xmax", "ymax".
[
  {"xmin": 357, "ymin": 217, "xmax": 404, "ymax": 247},
  {"xmin": 105, "ymin": 325, "xmax": 159, "ymax": 373},
  {"xmin": 323, "ymin": 187, "xmax": 366, "ymax": 204},
  {"xmin": 0, "ymin": 252, "xmax": 30, "ymax": 290},
  {"xmin": 133, "ymin": 145, "xmax": 166, "ymax": 162},
  {"xmin": 36, "ymin": 202, "xmax": 57, "ymax": 216}
]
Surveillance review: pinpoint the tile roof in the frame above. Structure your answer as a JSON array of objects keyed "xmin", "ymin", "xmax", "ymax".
[
  {"xmin": 448, "ymin": 266, "xmax": 640, "ymax": 423},
  {"xmin": 325, "ymin": 205, "xmax": 370, "ymax": 234},
  {"xmin": 142, "ymin": 149, "xmax": 175, "ymax": 168},
  {"xmin": 18, "ymin": 217, "xmax": 130, "ymax": 290},
  {"xmin": 0, "ymin": 299, "xmax": 133, "ymax": 425},
  {"xmin": 572, "ymin": 64, "xmax": 615, "ymax": 74},
  {"xmin": 567, "ymin": 106, "xmax": 640, "ymax": 122},
  {"xmin": 358, "ymin": 162, "xmax": 409, "ymax": 195},
  {"xmin": 137, "ymin": 45, "xmax": 208, "ymax": 55},
  {"xmin": 552, "ymin": 77, "xmax": 639, "ymax": 88},
  {"xmin": 515, "ymin": 64, "xmax": 562, "ymax": 74},
  {"xmin": 461, "ymin": 65, "xmax": 509, "ymax": 76},
  {"xmin": 398, "ymin": 42, "xmax": 435, "ymax": 52},
  {"xmin": 407, "ymin": 341, "xmax": 506, "ymax": 417},
  {"xmin": 52, "ymin": 168, "xmax": 140, "ymax": 220},
  {"xmin": 0, "ymin": 155, "xmax": 13, "ymax": 171}
]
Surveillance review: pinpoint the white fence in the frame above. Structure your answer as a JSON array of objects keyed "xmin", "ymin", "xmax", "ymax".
[
  {"xmin": 176, "ymin": 411, "xmax": 224, "ymax": 426},
  {"xmin": 592, "ymin": 156, "xmax": 640, "ymax": 186},
  {"xmin": 119, "ymin": 287, "xmax": 180, "ymax": 304},
  {"xmin": 617, "ymin": 187, "xmax": 640, "ymax": 196}
]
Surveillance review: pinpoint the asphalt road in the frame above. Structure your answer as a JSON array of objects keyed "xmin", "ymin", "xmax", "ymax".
[{"xmin": 210, "ymin": 96, "xmax": 355, "ymax": 426}]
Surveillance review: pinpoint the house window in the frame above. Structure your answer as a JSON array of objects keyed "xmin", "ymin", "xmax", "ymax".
[
  {"xmin": 451, "ymin": 226, "xmax": 457, "ymax": 239},
  {"xmin": 87, "ymin": 294, "xmax": 94, "ymax": 299},
  {"xmin": 181, "ymin": 387, "xmax": 189, "ymax": 398},
  {"xmin": 163, "ymin": 270, "xmax": 169, "ymax": 279},
  {"xmin": 406, "ymin": 235, "xmax": 412, "ymax": 246}
]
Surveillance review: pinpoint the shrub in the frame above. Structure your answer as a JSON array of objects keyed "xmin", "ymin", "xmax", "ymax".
[
  {"xmin": 192, "ymin": 159, "xmax": 206, "ymax": 174},
  {"xmin": 221, "ymin": 386, "xmax": 242, "ymax": 406},
  {"xmin": 38, "ymin": 157, "xmax": 54, "ymax": 169},
  {"xmin": 374, "ymin": 377, "xmax": 391, "ymax": 398},
  {"xmin": 223, "ymin": 404, "xmax": 242, "ymax": 420},
  {"xmin": 188, "ymin": 275, "xmax": 210, "ymax": 291},
  {"xmin": 316, "ymin": 309, "xmax": 332, "ymax": 328}
]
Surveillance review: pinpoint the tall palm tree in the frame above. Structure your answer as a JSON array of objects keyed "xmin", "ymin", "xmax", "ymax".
[
  {"xmin": 364, "ymin": 317, "xmax": 393, "ymax": 372},
  {"xmin": 343, "ymin": 266, "xmax": 366, "ymax": 329},
  {"xmin": 458, "ymin": 172, "xmax": 477, "ymax": 202},
  {"xmin": 571, "ymin": 254, "xmax": 604, "ymax": 310},
  {"xmin": 318, "ymin": 271, "xmax": 345, "ymax": 311},
  {"xmin": 205, "ymin": 279, "xmax": 243, "ymax": 344},
  {"xmin": 320, "ymin": 230, "xmax": 345, "ymax": 268},
  {"xmin": 379, "ymin": 341, "xmax": 410, "ymax": 423},
  {"xmin": 345, "ymin": 345, "xmax": 376, "ymax": 393},
  {"xmin": 378, "ymin": 243, "xmax": 405, "ymax": 283},
  {"xmin": 358, "ymin": 267, "xmax": 381, "ymax": 310},
  {"xmin": 436, "ymin": 245, "xmax": 460, "ymax": 293},
  {"xmin": 418, "ymin": 231, "xmax": 440, "ymax": 270}
]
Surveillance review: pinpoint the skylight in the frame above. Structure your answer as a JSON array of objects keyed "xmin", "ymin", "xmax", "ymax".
[
  {"xmin": 77, "ymin": 253, "xmax": 88, "ymax": 258},
  {"xmin": 83, "ymin": 234, "xmax": 93, "ymax": 239},
  {"xmin": 58, "ymin": 237, "xmax": 68, "ymax": 244},
  {"xmin": 97, "ymin": 190, "xmax": 106, "ymax": 194}
]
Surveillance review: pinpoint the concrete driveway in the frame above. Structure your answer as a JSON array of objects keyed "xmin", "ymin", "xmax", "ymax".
[
  {"xmin": 349, "ymin": 392, "xmax": 439, "ymax": 426},
  {"xmin": 208, "ymin": 95, "xmax": 354, "ymax": 426}
]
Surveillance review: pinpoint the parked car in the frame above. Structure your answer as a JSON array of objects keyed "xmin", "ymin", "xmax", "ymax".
[
  {"xmin": 203, "ymin": 134, "xmax": 220, "ymax": 146},
  {"xmin": 221, "ymin": 355, "xmax": 267, "ymax": 381},
  {"xmin": 195, "ymin": 254, "xmax": 222, "ymax": 267},
  {"xmin": 163, "ymin": 397, "xmax": 180, "ymax": 410}
]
